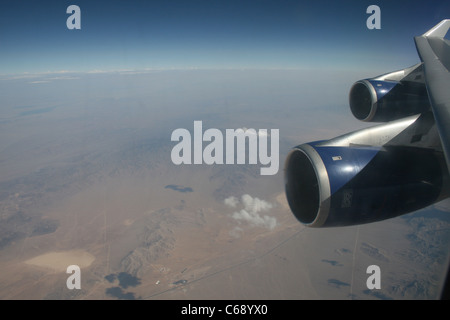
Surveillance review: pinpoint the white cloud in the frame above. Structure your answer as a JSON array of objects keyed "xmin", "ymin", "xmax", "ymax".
[
  {"xmin": 224, "ymin": 196, "xmax": 239, "ymax": 208},
  {"xmin": 224, "ymin": 194, "xmax": 277, "ymax": 231},
  {"xmin": 29, "ymin": 80, "xmax": 51, "ymax": 84}
]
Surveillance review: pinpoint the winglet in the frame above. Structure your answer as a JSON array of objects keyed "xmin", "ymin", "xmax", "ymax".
[{"xmin": 423, "ymin": 19, "xmax": 450, "ymax": 38}]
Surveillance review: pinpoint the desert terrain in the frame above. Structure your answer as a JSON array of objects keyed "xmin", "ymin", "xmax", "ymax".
[{"xmin": 0, "ymin": 70, "xmax": 449, "ymax": 300}]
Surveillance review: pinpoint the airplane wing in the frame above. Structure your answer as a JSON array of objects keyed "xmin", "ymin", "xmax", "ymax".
[{"xmin": 415, "ymin": 19, "xmax": 450, "ymax": 172}]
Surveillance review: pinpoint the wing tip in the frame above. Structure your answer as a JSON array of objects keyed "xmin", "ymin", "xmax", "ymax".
[{"xmin": 423, "ymin": 19, "xmax": 450, "ymax": 38}]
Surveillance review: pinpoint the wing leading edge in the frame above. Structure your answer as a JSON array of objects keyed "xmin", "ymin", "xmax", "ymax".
[{"xmin": 415, "ymin": 19, "xmax": 450, "ymax": 173}]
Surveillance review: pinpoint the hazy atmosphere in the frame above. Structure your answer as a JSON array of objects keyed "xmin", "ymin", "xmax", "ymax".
[{"xmin": 1, "ymin": 0, "xmax": 449, "ymax": 300}]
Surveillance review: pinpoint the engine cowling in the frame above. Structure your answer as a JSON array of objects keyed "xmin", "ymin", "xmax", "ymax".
[
  {"xmin": 284, "ymin": 142, "xmax": 449, "ymax": 227},
  {"xmin": 349, "ymin": 67, "xmax": 430, "ymax": 122}
]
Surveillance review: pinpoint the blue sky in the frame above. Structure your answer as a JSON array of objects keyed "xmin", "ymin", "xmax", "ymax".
[{"xmin": 0, "ymin": 0, "xmax": 449, "ymax": 74}]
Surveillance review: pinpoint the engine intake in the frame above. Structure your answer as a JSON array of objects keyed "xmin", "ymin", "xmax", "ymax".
[
  {"xmin": 285, "ymin": 142, "xmax": 449, "ymax": 227},
  {"xmin": 349, "ymin": 66, "xmax": 430, "ymax": 122}
]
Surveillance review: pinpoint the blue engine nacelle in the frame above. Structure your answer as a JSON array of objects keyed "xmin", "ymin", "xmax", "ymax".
[
  {"xmin": 284, "ymin": 142, "xmax": 449, "ymax": 227},
  {"xmin": 349, "ymin": 78, "xmax": 430, "ymax": 122}
]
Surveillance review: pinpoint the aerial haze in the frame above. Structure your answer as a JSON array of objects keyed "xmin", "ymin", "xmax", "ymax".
[{"xmin": 1, "ymin": 1, "xmax": 450, "ymax": 300}]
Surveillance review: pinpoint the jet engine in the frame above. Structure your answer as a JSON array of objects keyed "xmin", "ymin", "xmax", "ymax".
[
  {"xmin": 349, "ymin": 64, "xmax": 430, "ymax": 122},
  {"xmin": 285, "ymin": 141, "xmax": 449, "ymax": 227},
  {"xmin": 285, "ymin": 20, "xmax": 450, "ymax": 229}
]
